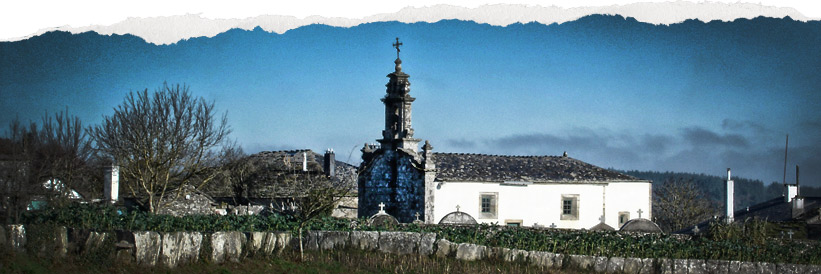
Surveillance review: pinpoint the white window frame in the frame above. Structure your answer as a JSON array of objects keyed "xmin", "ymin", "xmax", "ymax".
[
  {"xmin": 560, "ymin": 194, "xmax": 579, "ymax": 220},
  {"xmin": 478, "ymin": 192, "xmax": 498, "ymax": 219}
]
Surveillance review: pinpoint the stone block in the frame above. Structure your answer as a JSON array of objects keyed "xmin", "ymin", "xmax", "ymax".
[
  {"xmin": 657, "ymin": 258, "xmax": 673, "ymax": 274},
  {"xmin": 247, "ymin": 232, "xmax": 277, "ymax": 256},
  {"xmin": 528, "ymin": 251, "xmax": 555, "ymax": 269},
  {"xmin": 83, "ymin": 231, "xmax": 109, "ymax": 255},
  {"xmin": 805, "ymin": 264, "xmax": 821, "ymax": 274},
  {"xmin": 673, "ymin": 259, "xmax": 689, "ymax": 274},
  {"xmin": 705, "ymin": 260, "xmax": 729, "ymax": 274},
  {"xmin": 640, "ymin": 258, "xmax": 654, "ymax": 274},
  {"xmin": 623, "ymin": 257, "xmax": 643, "ymax": 274},
  {"xmin": 455, "ymin": 243, "xmax": 486, "ymax": 261},
  {"xmin": 688, "ymin": 259, "xmax": 706, "ymax": 274},
  {"xmin": 319, "ymin": 231, "xmax": 349, "ymax": 250},
  {"xmin": 55, "ymin": 226, "xmax": 68, "ymax": 258},
  {"xmin": 728, "ymin": 260, "xmax": 742, "ymax": 273},
  {"xmin": 607, "ymin": 257, "xmax": 625, "ymax": 273},
  {"xmin": 134, "ymin": 231, "xmax": 161, "ymax": 266},
  {"xmin": 378, "ymin": 231, "xmax": 421, "ymax": 255},
  {"xmin": 7, "ymin": 224, "xmax": 25, "ymax": 252},
  {"xmin": 594, "ymin": 256, "xmax": 608, "ymax": 272},
  {"xmin": 552, "ymin": 253, "xmax": 565, "ymax": 269},
  {"xmin": 569, "ymin": 255, "xmax": 595, "ymax": 270},
  {"xmin": 160, "ymin": 232, "xmax": 202, "ymax": 268},
  {"xmin": 303, "ymin": 231, "xmax": 320, "ymax": 250},
  {"xmin": 757, "ymin": 262, "xmax": 776, "ymax": 274},
  {"xmin": 211, "ymin": 231, "xmax": 245, "ymax": 264},
  {"xmin": 418, "ymin": 232, "xmax": 436, "ymax": 256},
  {"xmin": 351, "ymin": 231, "xmax": 379, "ymax": 251},
  {"xmin": 434, "ymin": 239, "xmax": 455, "ymax": 258},
  {"xmin": 777, "ymin": 263, "xmax": 799, "ymax": 274},
  {"xmin": 275, "ymin": 232, "xmax": 291, "ymax": 253},
  {"xmin": 738, "ymin": 262, "xmax": 757, "ymax": 273}
]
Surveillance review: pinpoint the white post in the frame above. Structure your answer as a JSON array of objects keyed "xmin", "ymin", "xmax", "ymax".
[
  {"xmin": 725, "ymin": 168, "xmax": 734, "ymax": 223},
  {"xmin": 302, "ymin": 151, "xmax": 307, "ymax": 172},
  {"xmin": 104, "ymin": 165, "xmax": 119, "ymax": 203}
]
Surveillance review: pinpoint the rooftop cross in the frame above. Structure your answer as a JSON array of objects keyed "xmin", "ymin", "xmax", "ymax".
[
  {"xmin": 549, "ymin": 223, "xmax": 557, "ymax": 228},
  {"xmin": 456, "ymin": 205, "xmax": 460, "ymax": 212},
  {"xmin": 637, "ymin": 208, "xmax": 644, "ymax": 218},
  {"xmin": 392, "ymin": 37, "xmax": 403, "ymax": 59},
  {"xmin": 378, "ymin": 202, "xmax": 386, "ymax": 213}
]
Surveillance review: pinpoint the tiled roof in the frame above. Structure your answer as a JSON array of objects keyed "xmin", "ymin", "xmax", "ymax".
[{"xmin": 431, "ymin": 152, "xmax": 641, "ymax": 182}]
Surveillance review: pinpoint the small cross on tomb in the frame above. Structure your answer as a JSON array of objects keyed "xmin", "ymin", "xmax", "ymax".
[
  {"xmin": 378, "ymin": 202, "xmax": 386, "ymax": 213},
  {"xmin": 392, "ymin": 37, "xmax": 403, "ymax": 58},
  {"xmin": 415, "ymin": 212, "xmax": 421, "ymax": 221},
  {"xmin": 549, "ymin": 223, "xmax": 557, "ymax": 228},
  {"xmin": 599, "ymin": 215, "xmax": 606, "ymax": 223},
  {"xmin": 787, "ymin": 230, "xmax": 795, "ymax": 240},
  {"xmin": 693, "ymin": 225, "xmax": 700, "ymax": 234},
  {"xmin": 637, "ymin": 208, "xmax": 644, "ymax": 219},
  {"xmin": 456, "ymin": 205, "xmax": 461, "ymax": 212}
]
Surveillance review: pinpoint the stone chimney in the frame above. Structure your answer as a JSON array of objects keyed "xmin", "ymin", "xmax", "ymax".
[
  {"xmin": 422, "ymin": 140, "xmax": 436, "ymax": 224},
  {"xmin": 725, "ymin": 168, "xmax": 734, "ymax": 223},
  {"xmin": 103, "ymin": 165, "xmax": 119, "ymax": 203},
  {"xmin": 324, "ymin": 148, "xmax": 335, "ymax": 177}
]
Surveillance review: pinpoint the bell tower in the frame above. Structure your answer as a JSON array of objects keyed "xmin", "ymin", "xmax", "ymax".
[{"xmin": 378, "ymin": 37, "xmax": 421, "ymax": 152}]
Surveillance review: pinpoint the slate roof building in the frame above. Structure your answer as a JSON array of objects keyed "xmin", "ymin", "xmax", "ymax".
[{"xmin": 358, "ymin": 40, "xmax": 652, "ymax": 229}]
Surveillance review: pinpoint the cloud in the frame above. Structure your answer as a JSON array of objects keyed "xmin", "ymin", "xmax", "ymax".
[{"xmin": 681, "ymin": 126, "xmax": 749, "ymax": 148}]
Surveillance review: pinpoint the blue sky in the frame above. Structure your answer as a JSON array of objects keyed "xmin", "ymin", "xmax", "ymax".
[{"xmin": 2, "ymin": 15, "xmax": 820, "ymax": 186}]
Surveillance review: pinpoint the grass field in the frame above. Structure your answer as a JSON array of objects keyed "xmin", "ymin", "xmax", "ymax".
[{"xmin": 1, "ymin": 248, "xmax": 583, "ymax": 274}]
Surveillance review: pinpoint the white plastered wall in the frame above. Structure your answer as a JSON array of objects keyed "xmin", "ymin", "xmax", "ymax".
[{"xmin": 433, "ymin": 180, "xmax": 651, "ymax": 230}]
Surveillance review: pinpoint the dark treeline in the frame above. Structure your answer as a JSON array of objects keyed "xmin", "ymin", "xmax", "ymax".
[{"xmin": 620, "ymin": 170, "xmax": 821, "ymax": 210}]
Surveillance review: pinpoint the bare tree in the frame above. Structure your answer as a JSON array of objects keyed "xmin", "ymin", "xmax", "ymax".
[
  {"xmin": 0, "ymin": 110, "xmax": 95, "ymax": 223},
  {"xmin": 277, "ymin": 170, "xmax": 354, "ymax": 261},
  {"xmin": 653, "ymin": 178, "xmax": 718, "ymax": 233},
  {"xmin": 89, "ymin": 83, "xmax": 232, "ymax": 213}
]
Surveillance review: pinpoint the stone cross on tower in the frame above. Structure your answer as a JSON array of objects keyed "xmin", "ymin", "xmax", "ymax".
[
  {"xmin": 637, "ymin": 209, "xmax": 644, "ymax": 219},
  {"xmin": 392, "ymin": 37, "xmax": 403, "ymax": 58}
]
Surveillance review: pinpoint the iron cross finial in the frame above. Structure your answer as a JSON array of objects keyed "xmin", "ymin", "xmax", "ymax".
[{"xmin": 393, "ymin": 37, "xmax": 403, "ymax": 58}]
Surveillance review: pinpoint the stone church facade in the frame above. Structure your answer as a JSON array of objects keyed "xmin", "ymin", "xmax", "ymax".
[{"xmin": 358, "ymin": 40, "xmax": 651, "ymax": 229}]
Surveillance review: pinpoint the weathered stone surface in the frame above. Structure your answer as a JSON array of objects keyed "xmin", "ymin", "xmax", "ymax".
[
  {"xmin": 728, "ymin": 260, "xmax": 742, "ymax": 273},
  {"xmin": 806, "ymin": 264, "xmax": 821, "ymax": 274},
  {"xmin": 673, "ymin": 259, "xmax": 689, "ymax": 274},
  {"xmin": 211, "ymin": 231, "xmax": 245, "ymax": 264},
  {"xmin": 623, "ymin": 257, "xmax": 643, "ymax": 274},
  {"xmin": 275, "ymin": 232, "xmax": 291, "ymax": 253},
  {"xmin": 351, "ymin": 231, "xmax": 379, "ymax": 251},
  {"xmin": 569, "ymin": 255, "xmax": 595, "ymax": 270},
  {"xmin": 370, "ymin": 213, "xmax": 400, "ymax": 227},
  {"xmin": 378, "ymin": 231, "xmax": 421, "ymax": 255},
  {"xmin": 705, "ymin": 260, "xmax": 729, "ymax": 274},
  {"xmin": 0, "ymin": 225, "xmax": 6, "ymax": 248},
  {"xmin": 134, "ymin": 231, "xmax": 161, "ymax": 266},
  {"xmin": 318, "ymin": 231, "xmax": 349, "ymax": 250},
  {"xmin": 777, "ymin": 263, "xmax": 799, "ymax": 274},
  {"xmin": 688, "ymin": 259, "xmax": 706, "ymax": 274},
  {"xmin": 434, "ymin": 239, "xmax": 455, "ymax": 258},
  {"xmin": 738, "ymin": 262, "xmax": 757, "ymax": 273},
  {"xmin": 528, "ymin": 251, "xmax": 555, "ymax": 269},
  {"xmin": 438, "ymin": 212, "xmax": 477, "ymax": 225},
  {"xmin": 55, "ymin": 226, "xmax": 68, "ymax": 258},
  {"xmin": 607, "ymin": 257, "xmax": 625, "ymax": 273},
  {"xmin": 501, "ymin": 248, "xmax": 528, "ymax": 263},
  {"xmin": 552, "ymin": 253, "xmax": 565, "ymax": 269},
  {"xmin": 303, "ymin": 231, "xmax": 320, "ymax": 250},
  {"xmin": 455, "ymin": 243, "xmax": 486, "ymax": 261},
  {"xmin": 594, "ymin": 256, "xmax": 608, "ymax": 272},
  {"xmin": 160, "ymin": 232, "xmax": 202, "ymax": 268},
  {"xmin": 640, "ymin": 258, "xmax": 654, "ymax": 274},
  {"xmin": 658, "ymin": 258, "xmax": 674, "ymax": 274},
  {"xmin": 247, "ymin": 232, "xmax": 277, "ymax": 256},
  {"xmin": 7, "ymin": 224, "xmax": 25, "ymax": 252},
  {"xmin": 418, "ymin": 232, "xmax": 436, "ymax": 256},
  {"xmin": 619, "ymin": 219, "xmax": 663, "ymax": 233},
  {"xmin": 83, "ymin": 231, "xmax": 109, "ymax": 255}
]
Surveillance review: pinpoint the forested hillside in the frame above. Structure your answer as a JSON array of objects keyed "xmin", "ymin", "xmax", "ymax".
[{"xmin": 620, "ymin": 170, "xmax": 820, "ymax": 210}]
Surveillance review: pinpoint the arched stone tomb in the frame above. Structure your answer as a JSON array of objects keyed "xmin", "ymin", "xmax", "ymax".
[
  {"xmin": 438, "ymin": 211, "xmax": 478, "ymax": 225},
  {"xmin": 619, "ymin": 218, "xmax": 663, "ymax": 233}
]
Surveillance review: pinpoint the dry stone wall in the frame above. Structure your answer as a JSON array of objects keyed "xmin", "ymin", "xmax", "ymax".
[{"xmin": 5, "ymin": 224, "xmax": 821, "ymax": 273}]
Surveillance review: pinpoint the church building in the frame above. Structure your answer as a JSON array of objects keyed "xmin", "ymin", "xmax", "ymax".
[{"xmin": 358, "ymin": 39, "xmax": 652, "ymax": 230}]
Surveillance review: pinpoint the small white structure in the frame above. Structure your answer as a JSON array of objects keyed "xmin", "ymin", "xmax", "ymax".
[
  {"xmin": 103, "ymin": 165, "xmax": 119, "ymax": 203},
  {"xmin": 725, "ymin": 168, "xmax": 734, "ymax": 223}
]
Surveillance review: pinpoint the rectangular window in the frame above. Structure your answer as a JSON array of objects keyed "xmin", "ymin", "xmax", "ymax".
[
  {"xmin": 478, "ymin": 192, "xmax": 498, "ymax": 219},
  {"xmin": 560, "ymin": 194, "xmax": 579, "ymax": 220},
  {"xmin": 505, "ymin": 219, "xmax": 522, "ymax": 227},
  {"xmin": 618, "ymin": 211, "xmax": 630, "ymax": 228}
]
